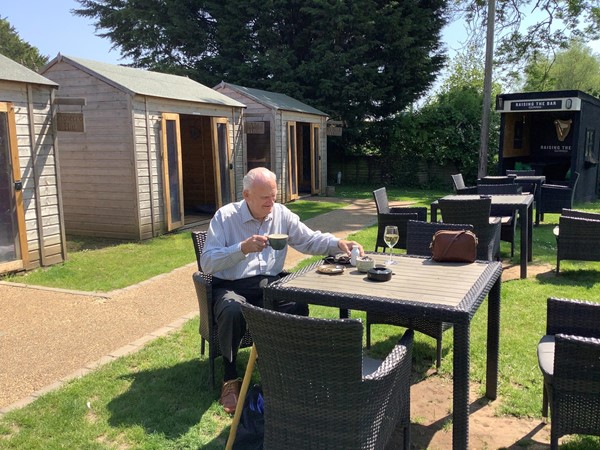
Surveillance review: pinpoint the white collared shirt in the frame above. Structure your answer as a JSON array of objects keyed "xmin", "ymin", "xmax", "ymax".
[{"xmin": 200, "ymin": 200, "xmax": 340, "ymax": 280}]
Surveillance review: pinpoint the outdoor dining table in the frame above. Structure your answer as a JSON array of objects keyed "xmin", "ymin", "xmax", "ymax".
[
  {"xmin": 481, "ymin": 175, "xmax": 546, "ymax": 225},
  {"xmin": 430, "ymin": 194, "xmax": 534, "ymax": 279},
  {"xmin": 263, "ymin": 253, "xmax": 503, "ymax": 450}
]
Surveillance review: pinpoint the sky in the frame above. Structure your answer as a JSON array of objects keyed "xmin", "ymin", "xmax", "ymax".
[
  {"xmin": 3, "ymin": 1, "xmax": 597, "ymax": 88},
  {"xmin": 2, "ymin": 0, "xmax": 133, "ymax": 65},
  {"xmin": 3, "ymin": 0, "xmax": 469, "ymax": 68}
]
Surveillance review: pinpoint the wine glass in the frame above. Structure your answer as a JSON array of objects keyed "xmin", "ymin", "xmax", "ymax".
[{"xmin": 383, "ymin": 225, "xmax": 399, "ymax": 265}]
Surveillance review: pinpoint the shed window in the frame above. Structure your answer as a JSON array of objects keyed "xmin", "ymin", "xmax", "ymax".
[
  {"xmin": 585, "ymin": 128, "xmax": 598, "ymax": 164},
  {"xmin": 247, "ymin": 121, "xmax": 271, "ymax": 170}
]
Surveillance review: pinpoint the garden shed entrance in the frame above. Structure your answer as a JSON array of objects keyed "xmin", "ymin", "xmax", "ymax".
[{"xmin": 214, "ymin": 82, "xmax": 328, "ymax": 203}]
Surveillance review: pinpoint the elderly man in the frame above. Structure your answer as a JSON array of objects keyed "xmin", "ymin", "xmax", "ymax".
[{"xmin": 201, "ymin": 167, "xmax": 363, "ymax": 414}]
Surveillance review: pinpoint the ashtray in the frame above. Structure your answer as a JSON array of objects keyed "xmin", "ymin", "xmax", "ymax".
[
  {"xmin": 367, "ymin": 267, "xmax": 392, "ymax": 282},
  {"xmin": 317, "ymin": 264, "xmax": 345, "ymax": 275}
]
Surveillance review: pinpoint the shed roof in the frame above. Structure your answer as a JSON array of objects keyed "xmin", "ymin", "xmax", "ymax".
[
  {"xmin": 0, "ymin": 53, "xmax": 58, "ymax": 87},
  {"xmin": 43, "ymin": 54, "xmax": 245, "ymax": 108},
  {"xmin": 216, "ymin": 82, "xmax": 327, "ymax": 116}
]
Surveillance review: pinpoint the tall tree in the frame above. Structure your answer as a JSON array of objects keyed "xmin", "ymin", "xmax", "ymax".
[
  {"xmin": 448, "ymin": 0, "xmax": 600, "ymax": 176},
  {"xmin": 73, "ymin": 0, "xmax": 448, "ymax": 153},
  {"xmin": 523, "ymin": 40, "xmax": 600, "ymax": 96},
  {"xmin": 0, "ymin": 18, "xmax": 48, "ymax": 71},
  {"xmin": 393, "ymin": 47, "xmax": 501, "ymax": 184},
  {"xmin": 449, "ymin": 0, "xmax": 600, "ymax": 81}
]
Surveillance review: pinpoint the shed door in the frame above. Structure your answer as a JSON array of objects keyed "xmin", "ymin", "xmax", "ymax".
[
  {"xmin": 310, "ymin": 124, "xmax": 321, "ymax": 194},
  {"xmin": 161, "ymin": 113, "xmax": 184, "ymax": 231},
  {"xmin": 212, "ymin": 118, "xmax": 234, "ymax": 207},
  {"xmin": 0, "ymin": 102, "xmax": 28, "ymax": 274},
  {"xmin": 287, "ymin": 121, "xmax": 299, "ymax": 201}
]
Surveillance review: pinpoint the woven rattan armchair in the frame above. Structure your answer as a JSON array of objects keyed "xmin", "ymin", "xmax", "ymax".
[
  {"xmin": 191, "ymin": 231, "xmax": 253, "ymax": 389},
  {"xmin": 372, "ymin": 188, "xmax": 427, "ymax": 252},
  {"xmin": 553, "ymin": 209, "xmax": 600, "ymax": 274},
  {"xmin": 537, "ymin": 297, "xmax": 600, "ymax": 449},
  {"xmin": 451, "ymin": 173, "xmax": 477, "ymax": 194},
  {"xmin": 241, "ymin": 302, "xmax": 414, "ymax": 450},
  {"xmin": 365, "ymin": 220, "xmax": 474, "ymax": 368},
  {"xmin": 437, "ymin": 197, "xmax": 501, "ymax": 261},
  {"xmin": 540, "ymin": 172, "xmax": 580, "ymax": 221}
]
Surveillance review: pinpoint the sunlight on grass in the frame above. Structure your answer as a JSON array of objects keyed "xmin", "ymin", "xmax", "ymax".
[
  {"xmin": 2, "ymin": 199, "xmax": 346, "ymax": 292},
  {"xmin": 2, "ymin": 188, "xmax": 600, "ymax": 448}
]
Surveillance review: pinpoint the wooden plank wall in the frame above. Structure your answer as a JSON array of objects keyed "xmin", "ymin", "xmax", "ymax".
[
  {"xmin": 278, "ymin": 111, "xmax": 328, "ymax": 203},
  {"xmin": 42, "ymin": 62, "xmax": 138, "ymax": 239},
  {"xmin": 1, "ymin": 80, "xmax": 65, "ymax": 269},
  {"xmin": 213, "ymin": 84, "xmax": 270, "ymax": 199},
  {"xmin": 134, "ymin": 97, "xmax": 243, "ymax": 239}
]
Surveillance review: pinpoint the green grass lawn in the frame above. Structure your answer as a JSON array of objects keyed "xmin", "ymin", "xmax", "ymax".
[
  {"xmin": 2, "ymin": 199, "xmax": 346, "ymax": 292},
  {"xmin": 1, "ymin": 188, "xmax": 600, "ymax": 449}
]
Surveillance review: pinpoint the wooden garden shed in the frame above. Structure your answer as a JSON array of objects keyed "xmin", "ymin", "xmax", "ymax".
[
  {"xmin": 41, "ymin": 54, "xmax": 246, "ymax": 240},
  {"xmin": 213, "ymin": 82, "xmax": 329, "ymax": 203},
  {"xmin": 496, "ymin": 90, "xmax": 600, "ymax": 202},
  {"xmin": 0, "ymin": 53, "xmax": 66, "ymax": 275}
]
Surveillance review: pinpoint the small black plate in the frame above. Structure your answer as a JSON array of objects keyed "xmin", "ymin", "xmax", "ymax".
[{"xmin": 324, "ymin": 253, "xmax": 351, "ymax": 265}]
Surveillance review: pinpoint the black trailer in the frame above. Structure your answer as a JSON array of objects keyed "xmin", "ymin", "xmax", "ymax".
[{"xmin": 496, "ymin": 90, "xmax": 600, "ymax": 202}]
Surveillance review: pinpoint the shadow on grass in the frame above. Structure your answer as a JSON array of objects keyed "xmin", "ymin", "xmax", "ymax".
[
  {"xmin": 107, "ymin": 359, "xmax": 213, "ymax": 439},
  {"xmin": 536, "ymin": 268, "xmax": 600, "ymax": 289},
  {"xmin": 368, "ymin": 333, "xmax": 442, "ymax": 382}
]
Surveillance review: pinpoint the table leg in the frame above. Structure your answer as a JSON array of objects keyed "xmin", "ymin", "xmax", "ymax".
[
  {"xmin": 527, "ymin": 203, "xmax": 533, "ymax": 262},
  {"xmin": 519, "ymin": 205, "xmax": 528, "ymax": 279},
  {"xmin": 453, "ymin": 321, "xmax": 470, "ymax": 450},
  {"xmin": 431, "ymin": 203, "xmax": 438, "ymax": 222},
  {"xmin": 535, "ymin": 182, "xmax": 542, "ymax": 226},
  {"xmin": 486, "ymin": 277, "xmax": 501, "ymax": 399}
]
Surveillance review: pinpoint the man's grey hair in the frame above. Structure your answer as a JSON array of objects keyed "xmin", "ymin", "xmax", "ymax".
[{"xmin": 243, "ymin": 167, "xmax": 277, "ymax": 191}]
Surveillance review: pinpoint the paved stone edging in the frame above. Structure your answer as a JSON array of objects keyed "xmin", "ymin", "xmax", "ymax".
[{"xmin": 0, "ymin": 262, "xmax": 200, "ymax": 300}]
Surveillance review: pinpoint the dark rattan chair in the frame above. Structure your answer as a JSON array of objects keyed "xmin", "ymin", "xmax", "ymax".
[
  {"xmin": 437, "ymin": 197, "xmax": 501, "ymax": 261},
  {"xmin": 372, "ymin": 187, "xmax": 427, "ymax": 252},
  {"xmin": 241, "ymin": 302, "xmax": 414, "ymax": 450},
  {"xmin": 553, "ymin": 209, "xmax": 600, "ymax": 274},
  {"xmin": 191, "ymin": 230, "xmax": 253, "ymax": 389},
  {"xmin": 537, "ymin": 297, "xmax": 600, "ymax": 449},
  {"xmin": 477, "ymin": 183, "xmax": 522, "ymax": 257},
  {"xmin": 365, "ymin": 220, "xmax": 474, "ymax": 368},
  {"xmin": 451, "ymin": 173, "xmax": 477, "ymax": 194},
  {"xmin": 540, "ymin": 172, "xmax": 580, "ymax": 221}
]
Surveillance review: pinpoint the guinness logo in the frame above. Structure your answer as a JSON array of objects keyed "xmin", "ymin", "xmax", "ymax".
[{"xmin": 554, "ymin": 119, "xmax": 572, "ymax": 141}]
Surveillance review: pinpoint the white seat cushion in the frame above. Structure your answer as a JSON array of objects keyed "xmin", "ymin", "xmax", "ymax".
[{"xmin": 537, "ymin": 335, "xmax": 555, "ymax": 382}]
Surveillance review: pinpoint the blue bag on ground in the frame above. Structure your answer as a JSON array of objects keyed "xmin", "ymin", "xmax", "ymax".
[{"xmin": 233, "ymin": 384, "xmax": 264, "ymax": 450}]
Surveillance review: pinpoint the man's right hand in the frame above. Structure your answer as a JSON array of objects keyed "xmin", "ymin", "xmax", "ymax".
[{"xmin": 241, "ymin": 235, "xmax": 269, "ymax": 254}]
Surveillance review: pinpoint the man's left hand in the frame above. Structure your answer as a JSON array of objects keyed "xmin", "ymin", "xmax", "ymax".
[{"xmin": 338, "ymin": 240, "xmax": 364, "ymax": 256}]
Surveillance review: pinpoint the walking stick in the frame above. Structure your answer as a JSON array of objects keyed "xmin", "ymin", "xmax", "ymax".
[{"xmin": 225, "ymin": 344, "xmax": 257, "ymax": 450}]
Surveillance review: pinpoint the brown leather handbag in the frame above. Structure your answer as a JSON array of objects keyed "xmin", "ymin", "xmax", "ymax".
[{"xmin": 430, "ymin": 230, "xmax": 478, "ymax": 263}]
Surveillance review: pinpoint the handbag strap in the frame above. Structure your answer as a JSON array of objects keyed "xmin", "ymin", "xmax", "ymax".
[{"xmin": 437, "ymin": 230, "xmax": 467, "ymax": 260}]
